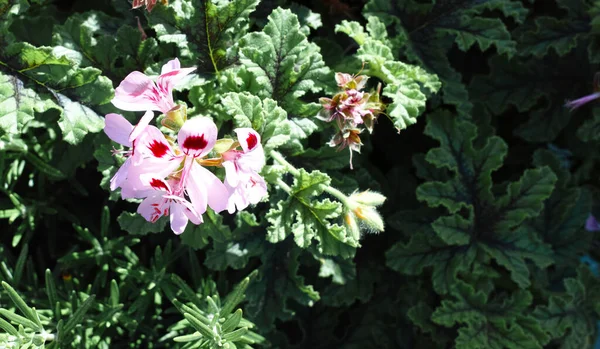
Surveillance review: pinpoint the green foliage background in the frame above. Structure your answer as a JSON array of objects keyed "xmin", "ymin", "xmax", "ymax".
[{"xmin": 1, "ymin": 0, "xmax": 600, "ymax": 348}]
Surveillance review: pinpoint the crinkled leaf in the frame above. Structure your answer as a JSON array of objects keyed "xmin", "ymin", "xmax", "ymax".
[
  {"xmin": 238, "ymin": 8, "xmax": 330, "ymax": 115},
  {"xmin": 534, "ymin": 266, "xmax": 600, "ymax": 348},
  {"xmin": 149, "ymin": 0, "xmax": 259, "ymax": 72},
  {"xmin": 0, "ymin": 71, "xmax": 59, "ymax": 135},
  {"xmin": 432, "ymin": 281, "xmax": 549, "ymax": 349},
  {"xmin": 219, "ymin": 92, "xmax": 291, "ymax": 152},
  {"xmin": 245, "ymin": 245, "xmax": 319, "ymax": 330},
  {"xmin": 266, "ymin": 169, "xmax": 357, "ymax": 258}
]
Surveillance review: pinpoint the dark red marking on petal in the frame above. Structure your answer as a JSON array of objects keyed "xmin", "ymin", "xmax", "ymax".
[
  {"xmin": 246, "ymin": 133, "xmax": 258, "ymax": 150},
  {"xmin": 182, "ymin": 134, "xmax": 208, "ymax": 152},
  {"xmin": 150, "ymin": 178, "xmax": 169, "ymax": 191},
  {"xmin": 148, "ymin": 140, "xmax": 169, "ymax": 158}
]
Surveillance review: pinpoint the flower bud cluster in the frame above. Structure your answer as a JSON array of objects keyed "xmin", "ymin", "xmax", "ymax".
[
  {"xmin": 105, "ymin": 59, "xmax": 267, "ymax": 234},
  {"xmin": 318, "ymin": 72, "xmax": 385, "ymax": 169}
]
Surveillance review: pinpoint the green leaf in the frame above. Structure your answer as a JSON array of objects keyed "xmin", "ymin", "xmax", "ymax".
[
  {"xmin": 117, "ymin": 211, "xmax": 167, "ymax": 235},
  {"xmin": 528, "ymin": 150, "xmax": 593, "ymax": 267},
  {"xmin": 432, "ymin": 281, "xmax": 549, "ymax": 349},
  {"xmin": 219, "ymin": 92, "xmax": 291, "ymax": 152},
  {"xmin": 55, "ymin": 92, "xmax": 104, "ymax": 145},
  {"xmin": 149, "ymin": 0, "xmax": 259, "ymax": 72},
  {"xmin": 245, "ymin": 245, "xmax": 319, "ymax": 329},
  {"xmin": 389, "ymin": 111, "xmax": 557, "ymax": 292},
  {"xmin": 0, "ymin": 71, "xmax": 59, "ymax": 135},
  {"xmin": 238, "ymin": 8, "xmax": 330, "ymax": 114},
  {"xmin": 534, "ymin": 266, "xmax": 600, "ymax": 348},
  {"xmin": 515, "ymin": 17, "xmax": 589, "ymax": 57},
  {"xmin": 495, "ymin": 167, "xmax": 558, "ymax": 230},
  {"xmin": 266, "ymin": 169, "xmax": 357, "ymax": 257},
  {"xmin": 470, "ymin": 54, "xmax": 588, "ymax": 142},
  {"xmin": 62, "ymin": 294, "xmax": 95, "ymax": 334}
]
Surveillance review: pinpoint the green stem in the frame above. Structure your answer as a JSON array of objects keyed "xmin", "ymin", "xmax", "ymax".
[{"xmin": 269, "ymin": 150, "xmax": 351, "ymax": 205}]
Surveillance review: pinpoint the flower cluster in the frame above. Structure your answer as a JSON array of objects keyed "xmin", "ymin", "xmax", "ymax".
[
  {"xmin": 104, "ymin": 59, "xmax": 267, "ymax": 234},
  {"xmin": 318, "ymin": 72, "xmax": 385, "ymax": 169}
]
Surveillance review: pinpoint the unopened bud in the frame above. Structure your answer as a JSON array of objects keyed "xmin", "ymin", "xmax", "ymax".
[
  {"xmin": 345, "ymin": 190, "xmax": 386, "ymax": 233},
  {"xmin": 344, "ymin": 210, "xmax": 361, "ymax": 241},
  {"xmin": 214, "ymin": 138, "xmax": 236, "ymax": 154},
  {"xmin": 349, "ymin": 190, "xmax": 386, "ymax": 206},
  {"xmin": 162, "ymin": 104, "xmax": 187, "ymax": 131}
]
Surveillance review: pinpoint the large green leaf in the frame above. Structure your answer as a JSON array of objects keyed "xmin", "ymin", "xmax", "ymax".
[
  {"xmin": 432, "ymin": 281, "xmax": 549, "ymax": 349},
  {"xmin": 237, "ymin": 8, "xmax": 330, "ymax": 115},
  {"xmin": 149, "ymin": 0, "xmax": 259, "ymax": 72}
]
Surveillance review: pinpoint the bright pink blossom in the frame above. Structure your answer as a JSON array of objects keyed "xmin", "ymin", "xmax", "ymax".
[
  {"xmin": 221, "ymin": 128, "xmax": 267, "ymax": 213},
  {"xmin": 112, "ymin": 58, "xmax": 196, "ymax": 115}
]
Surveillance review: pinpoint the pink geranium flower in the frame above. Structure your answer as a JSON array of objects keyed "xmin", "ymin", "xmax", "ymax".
[
  {"xmin": 221, "ymin": 128, "xmax": 267, "ymax": 213},
  {"xmin": 111, "ymin": 58, "xmax": 196, "ymax": 136},
  {"xmin": 104, "ymin": 111, "xmax": 182, "ymax": 199},
  {"xmin": 136, "ymin": 176, "xmax": 201, "ymax": 234},
  {"xmin": 176, "ymin": 118, "xmax": 230, "ymax": 215}
]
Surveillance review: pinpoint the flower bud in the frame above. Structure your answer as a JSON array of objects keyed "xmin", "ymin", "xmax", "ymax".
[
  {"xmin": 162, "ymin": 104, "xmax": 187, "ymax": 131},
  {"xmin": 344, "ymin": 210, "xmax": 361, "ymax": 241},
  {"xmin": 349, "ymin": 190, "xmax": 386, "ymax": 206},
  {"xmin": 345, "ymin": 190, "xmax": 386, "ymax": 233}
]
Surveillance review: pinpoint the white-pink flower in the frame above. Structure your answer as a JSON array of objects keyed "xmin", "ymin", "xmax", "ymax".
[
  {"xmin": 104, "ymin": 112, "xmax": 181, "ymax": 199},
  {"xmin": 112, "ymin": 58, "xmax": 196, "ymax": 115},
  {"xmin": 136, "ymin": 177, "xmax": 201, "ymax": 234},
  {"xmin": 221, "ymin": 128, "xmax": 267, "ymax": 213},
  {"xmin": 177, "ymin": 118, "xmax": 230, "ymax": 215}
]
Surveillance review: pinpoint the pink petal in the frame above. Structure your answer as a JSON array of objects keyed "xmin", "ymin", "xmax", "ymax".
[
  {"xmin": 112, "ymin": 71, "xmax": 162, "ymax": 112},
  {"xmin": 178, "ymin": 117, "xmax": 217, "ymax": 158},
  {"xmin": 121, "ymin": 158, "xmax": 182, "ymax": 199},
  {"xmin": 169, "ymin": 202, "xmax": 189, "ymax": 234},
  {"xmin": 137, "ymin": 193, "xmax": 168, "ymax": 223},
  {"xmin": 168, "ymin": 195, "xmax": 203, "ymax": 225},
  {"xmin": 187, "ymin": 162, "xmax": 229, "ymax": 213},
  {"xmin": 157, "ymin": 67, "xmax": 197, "ymax": 98},
  {"xmin": 137, "ymin": 125, "xmax": 176, "ymax": 160},
  {"xmin": 185, "ymin": 162, "xmax": 209, "ymax": 215},
  {"xmin": 104, "ymin": 113, "xmax": 133, "ymax": 146},
  {"xmin": 226, "ymin": 172, "xmax": 267, "ymax": 213},
  {"xmin": 234, "ymin": 128, "xmax": 261, "ymax": 153},
  {"xmin": 161, "ymin": 58, "xmax": 182, "ymax": 75},
  {"xmin": 110, "ymin": 159, "xmax": 132, "ymax": 191},
  {"xmin": 129, "ymin": 110, "xmax": 155, "ymax": 142},
  {"xmin": 236, "ymin": 146, "xmax": 265, "ymax": 174},
  {"xmin": 222, "ymin": 161, "xmax": 240, "ymax": 187}
]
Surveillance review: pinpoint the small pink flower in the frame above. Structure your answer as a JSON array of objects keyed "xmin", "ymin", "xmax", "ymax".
[
  {"xmin": 176, "ymin": 118, "xmax": 230, "ymax": 215},
  {"xmin": 137, "ymin": 177, "xmax": 201, "ymax": 234},
  {"xmin": 105, "ymin": 112, "xmax": 182, "ymax": 199},
  {"xmin": 221, "ymin": 128, "xmax": 267, "ymax": 213},
  {"xmin": 112, "ymin": 58, "xmax": 196, "ymax": 115}
]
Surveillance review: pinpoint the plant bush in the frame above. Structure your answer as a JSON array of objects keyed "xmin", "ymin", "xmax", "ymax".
[{"xmin": 1, "ymin": 0, "xmax": 600, "ymax": 348}]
